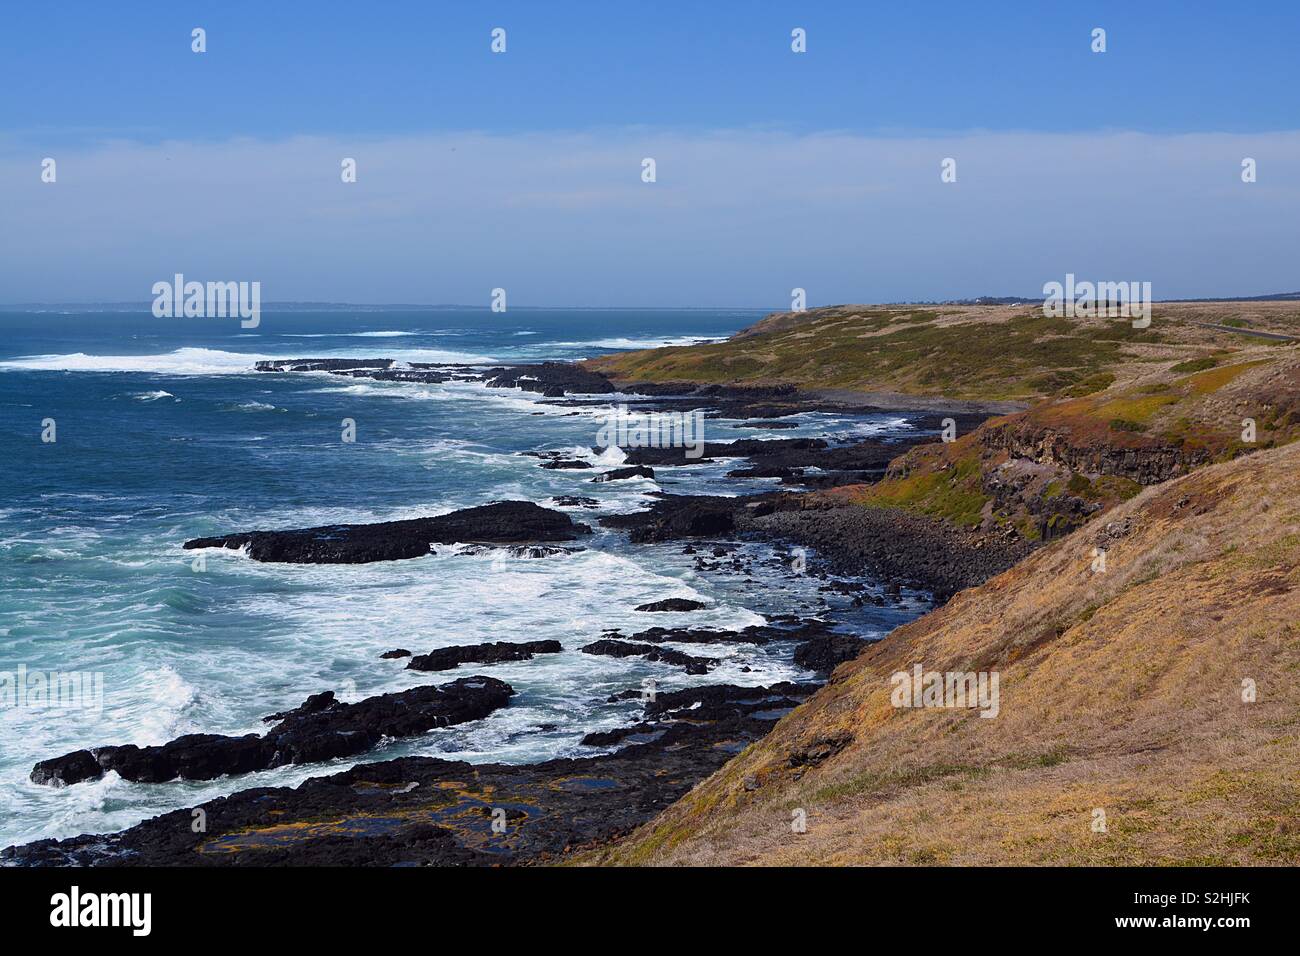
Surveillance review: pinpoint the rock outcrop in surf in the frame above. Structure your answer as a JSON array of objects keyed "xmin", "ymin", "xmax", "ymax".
[{"xmin": 183, "ymin": 501, "xmax": 592, "ymax": 564}]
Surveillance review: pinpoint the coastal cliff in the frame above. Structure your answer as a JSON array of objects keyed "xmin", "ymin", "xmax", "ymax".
[
  {"xmin": 579, "ymin": 301, "xmax": 1300, "ymax": 865},
  {"xmin": 586, "ymin": 438, "xmax": 1300, "ymax": 865}
]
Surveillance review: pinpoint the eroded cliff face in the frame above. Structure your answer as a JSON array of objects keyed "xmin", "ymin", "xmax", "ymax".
[
  {"xmin": 979, "ymin": 418, "xmax": 1208, "ymax": 485},
  {"xmin": 835, "ymin": 353, "xmax": 1300, "ymax": 544},
  {"xmin": 586, "ymin": 440, "xmax": 1300, "ymax": 866}
]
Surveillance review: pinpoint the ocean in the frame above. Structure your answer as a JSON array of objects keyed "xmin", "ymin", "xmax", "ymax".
[{"xmin": 0, "ymin": 307, "xmax": 927, "ymax": 848}]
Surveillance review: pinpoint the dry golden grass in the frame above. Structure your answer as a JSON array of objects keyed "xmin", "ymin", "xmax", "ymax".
[
  {"xmin": 586, "ymin": 300, "xmax": 1300, "ymax": 404},
  {"xmin": 582, "ymin": 440, "xmax": 1300, "ymax": 866}
]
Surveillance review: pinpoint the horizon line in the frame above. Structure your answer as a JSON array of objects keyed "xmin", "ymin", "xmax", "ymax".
[{"xmin": 3, "ymin": 293, "xmax": 1299, "ymax": 311}]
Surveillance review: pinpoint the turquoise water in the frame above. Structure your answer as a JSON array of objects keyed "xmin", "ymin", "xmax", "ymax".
[{"xmin": 0, "ymin": 308, "xmax": 927, "ymax": 848}]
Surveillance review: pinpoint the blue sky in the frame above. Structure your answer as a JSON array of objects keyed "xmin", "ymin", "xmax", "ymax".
[{"xmin": 1, "ymin": 2, "xmax": 1297, "ymax": 305}]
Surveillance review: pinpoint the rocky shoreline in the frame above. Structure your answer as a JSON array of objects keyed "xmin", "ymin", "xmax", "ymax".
[
  {"xmin": 7, "ymin": 681, "xmax": 821, "ymax": 866},
  {"xmin": 3, "ymin": 358, "xmax": 1028, "ymax": 867},
  {"xmin": 29, "ymin": 677, "xmax": 515, "ymax": 788}
]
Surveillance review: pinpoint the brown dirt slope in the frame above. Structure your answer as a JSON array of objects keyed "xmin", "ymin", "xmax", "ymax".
[{"xmin": 583, "ymin": 439, "xmax": 1300, "ymax": 865}]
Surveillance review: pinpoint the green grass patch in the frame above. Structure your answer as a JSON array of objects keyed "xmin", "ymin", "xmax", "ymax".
[
  {"xmin": 859, "ymin": 453, "xmax": 989, "ymax": 526},
  {"xmin": 1178, "ymin": 359, "xmax": 1271, "ymax": 395},
  {"xmin": 1170, "ymin": 356, "xmax": 1218, "ymax": 374},
  {"xmin": 1095, "ymin": 393, "xmax": 1180, "ymax": 423},
  {"xmin": 1063, "ymin": 372, "xmax": 1115, "ymax": 397}
]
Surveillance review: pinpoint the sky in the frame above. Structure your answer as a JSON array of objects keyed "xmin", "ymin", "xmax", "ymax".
[{"xmin": 0, "ymin": 1, "xmax": 1296, "ymax": 306}]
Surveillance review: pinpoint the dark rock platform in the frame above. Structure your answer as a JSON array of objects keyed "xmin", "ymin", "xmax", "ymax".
[
  {"xmin": 183, "ymin": 501, "xmax": 591, "ymax": 564},
  {"xmin": 5, "ymin": 681, "xmax": 817, "ymax": 866},
  {"xmin": 580, "ymin": 639, "xmax": 718, "ymax": 675},
  {"xmin": 405, "ymin": 640, "xmax": 563, "ymax": 672},
  {"xmin": 30, "ymin": 677, "xmax": 514, "ymax": 787},
  {"xmin": 592, "ymin": 465, "xmax": 656, "ymax": 482},
  {"xmin": 634, "ymin": 598, "xmax": 708, "ymax": 612}
]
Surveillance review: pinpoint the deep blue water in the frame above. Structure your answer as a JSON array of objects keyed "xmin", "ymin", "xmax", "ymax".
[{"xmin": 0, "ymin": 308, "xmax": 927, "ymax": 847}]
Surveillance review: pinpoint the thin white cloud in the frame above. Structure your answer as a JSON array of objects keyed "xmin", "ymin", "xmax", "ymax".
[{"xmin": 1, "ymin": 129, "xmax": 1297, "ymax": 305}]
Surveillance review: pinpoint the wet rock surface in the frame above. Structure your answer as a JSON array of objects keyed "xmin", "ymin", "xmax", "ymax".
[
  {"xmin": 30, "ymin": 677, "xmax": 514, "ymax": 787},
  {"xmin": 183, "ymin": 501, "xmax": 592, "ymax": 564},
  {"xmin": 604, "ymin": 487, "xmax": 1027, "ymax": 604},
  {"xmin": 619, "ymin": 437, "xmax": 826, "ymax": 467},
  {"xmin": 742, "ymin": 504, "xmax": 1034, "ymax": 603},
  {"xmin": 792, "ymin": 633, "xmax": 869, "ymax": 674},
  {"xmin": 592, "ymin": 465, "xmax": 656, "ymax": 482},
  {"xmin": 256, "ymin": 358, "xmax": 400, "ymax": 374},
  {"xmin": 405, "ymin": 640, "xmax": 563, "ymax": 672},
  {"xmin": 553, "ymin": 495, "xmax": 599, "ymax": 508},
  {"xmin": 600, "ymin": 494, "xmax": 744, "ymax": 542},
  {"xmin": 611, "ymin": 426, "xmax": 980, "ymax": 491},
  {"xmin": 458, "ymin": 543, "xmax": 584, "ymax": 558},
  {"xmin": 483, "ymin": 361, "xmax": 617, "ymax": 396},
  {"xmin": 634, "ymin": 597, "xmax": 708, "ymax": 612},
  {"xmin": 256, "ymin": 358, "xmax": 616, "ymax": 397},
  {"xmin": 6, "ymin": 681, "xmax": 817, "ymax": 866},
  {"xmin": 581, "ymin": 639, "xmax": 718, "ymax": 675}
]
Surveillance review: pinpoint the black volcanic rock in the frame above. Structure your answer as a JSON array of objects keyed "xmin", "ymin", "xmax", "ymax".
[
  {"xmin": 30, "ymin": 677, "xmax": 514, "ymax": 787},
  {"xmin": 580, "ymin": 639, "xmax": 718, "ymax": 675},
  {"xmin": 6, "ymin": 681, "xmax": 813, "ymax": 867},
  {"xmin": 634, "ymin": 598, "xmax": 708, "ymax": 613},
  {"xmin": 592, "ymin": 466, "xmax": 656, "ymax": 482},
  {"xmin": 406, "ymin": 640, "xmax": 563, "ymax": 672},
  {"xmin": 616, "ymin": 619, "xmax": 833, "ymax": 647},
  {"xmin": 609, "ymin": 625, "xmax": 767, "ymax": 646},
  {"xmin": 541, "ymin": 459, "xmax": 593, "ymax": 470},
  {"xmin": 579, "ymin": 724, "xmax": 665, "ymax": 747},
  {"xmin": 27, "ymin": 749, "xmax": 102, "ymax": 787},
  {"xmin": 792, "ymin": 633, "xmax": 869, "ymax": 674},
  {"xmin": 728, "ymin": 465, "xmax": 800, "ymax": 479},
  {"xmin": 553, "ymin": 495, "xmax": 599, "ymax": 508},
  {"xmin": 183, "ymin": 501, "xmax": 591, "ymax": 564},
  {"xmin": 458, "ymin": 543, "xmax": 583, "ymax": 558},
  {"xmin": 641, "ymin": 681, "xmax": 819, "ymax": 720},
  {"xmin": 619, "ymin": 437, "xmax": 825, "ymax": 467},
  {"xmin": 483, "ymin": 362, "xmax": 616, "ymax": 396},
  {"xmin": 262, "ymin": 690, "xmax": 337, "ymax": 723},
  {"xmin": 380, "ymin": 649, "xmax": 412, "ymax": 659},
  {"xmin": 742, "ymin": 504, "xmax": 1034, "ymax": 603},
  {"xmin": 256, "ymin": 358, "xmax": 396, "ymax": 373},
  {"xmin": 600, "ymin": 494, "xmax": 741, "ymax": 543}
]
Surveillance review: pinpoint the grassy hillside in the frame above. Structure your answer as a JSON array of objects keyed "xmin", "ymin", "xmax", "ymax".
[
  {"xmin": 825, "ymin": 349, "xmax": 1300, "ymax": 541},
  {"xmin": 586, "ymin": 301, "xmax": 1300, "ymax": 403},
  {"xmin": 590, "ymin": 300, "xmax": 1300, "ymax": 543},
  {"xmin": 584, "ymin": 440, "xmax": 1300, "ymax": 865}
]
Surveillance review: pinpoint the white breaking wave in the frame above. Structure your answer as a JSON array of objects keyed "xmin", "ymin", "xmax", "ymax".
[
  {"xmin": 284, "ymin": 330, "xmax": 417, "ymax": 338},
  {"xmin": 551, "ymin": 335, "xmax": 720, "ymax": 350},
  {"xmin": 0, "ymin": 348, "xmax": 270, "ymax": 375},
  {"xmin": 131, "ymin": 390, "xmax": 175, "ymax": 401},
  {"xmin": 0, "ymin": 346, "xmax": 496, "ymax": 375}
]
